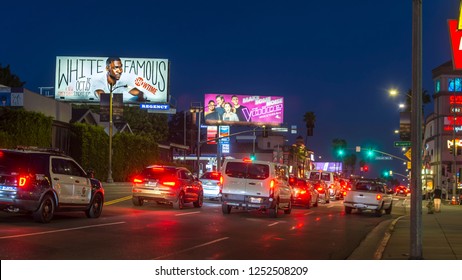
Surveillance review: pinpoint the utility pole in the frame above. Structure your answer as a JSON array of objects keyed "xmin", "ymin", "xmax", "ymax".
[{"xmin": 410, "ymin": 0, "xmax": 423, "ymax": 259}]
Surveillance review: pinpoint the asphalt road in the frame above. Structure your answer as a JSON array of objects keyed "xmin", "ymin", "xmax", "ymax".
[{"xmin": 0, "ymin": 184, "xmax": 408, "ymax": 260}]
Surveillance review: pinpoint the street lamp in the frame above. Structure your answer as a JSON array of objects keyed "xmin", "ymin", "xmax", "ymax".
[
  {"xmin": 107, "ymin": 84, "xmax": 127, "ymax": 183},
  {"xmin": 190, "ymin": 104, "xmax": 203, "ymax": 177}
]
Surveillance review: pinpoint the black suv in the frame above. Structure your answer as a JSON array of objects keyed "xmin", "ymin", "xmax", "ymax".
[{"xmin": 0, "ymin": 148, "xmax": 104, "ymax": 223}]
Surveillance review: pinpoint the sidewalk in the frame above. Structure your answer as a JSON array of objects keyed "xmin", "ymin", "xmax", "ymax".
[{"xmin": 381, "ymin": 201, "xmax": 462, "ymax": 260}]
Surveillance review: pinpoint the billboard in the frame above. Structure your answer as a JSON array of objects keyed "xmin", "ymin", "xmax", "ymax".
[
  {"xmin": 55, "ymin": 56, "xmax": 169, "ymax": 104},
  {"xmin": 204, "ymin": 94, "xmax": 284, "ymax": 126},
  {"xmin": 313, "ymin": 162, "xmax": 342, "ymax": 173}
]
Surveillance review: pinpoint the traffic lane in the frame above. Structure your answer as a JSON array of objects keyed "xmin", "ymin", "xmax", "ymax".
[{"xmin": 0, "ymin": 200, "xmax": 394, "ymax": 260}]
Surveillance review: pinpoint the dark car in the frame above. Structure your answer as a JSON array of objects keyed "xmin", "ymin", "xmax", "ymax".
[
  {"xmin": 132, "ymin": 165, "xmax": 203, "ymax": 209},
  {"xmin": 290, "ymin": 177, "xmax": 319, "ymax": 208},
  {"xmin": 0, "ymin": 148, "xmax": 104, "ymax": 223}
]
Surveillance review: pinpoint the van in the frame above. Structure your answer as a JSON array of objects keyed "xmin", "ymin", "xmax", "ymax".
[
  {"xmin": 306, "ymin": 170, "xmax": 342, "ymax": 200},
  {"xmin": 220, "ymin": 158, "xmax": 292, "ymax": 217}
]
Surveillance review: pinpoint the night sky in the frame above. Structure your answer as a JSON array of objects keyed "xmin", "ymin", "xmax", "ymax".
[{"xmin": 1, "ymin": 0, "xmax": 460, "ymax": 177}]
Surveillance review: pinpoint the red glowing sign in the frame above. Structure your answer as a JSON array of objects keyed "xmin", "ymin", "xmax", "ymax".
[
  {"xmin": 449, "ymin": 95, "xmax": 462, "ymax": 104},
  {"xmin": 448, "ymin": 19, "xmax": 462, "ymax": 70}
]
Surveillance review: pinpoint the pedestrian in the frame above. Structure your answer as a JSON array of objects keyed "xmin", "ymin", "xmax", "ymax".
[{"xmin": 433, "ymin": 187, "xmax": 442, "ymax": 213}]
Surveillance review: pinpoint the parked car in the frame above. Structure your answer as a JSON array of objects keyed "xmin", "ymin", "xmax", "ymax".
[
  {"xmin": 220, "ymin": 158, "xmax": 292, "ymax": 218},
  {"xmin": 199, "ymin": 171, "xmax": 222, "ymax": 200},
  {"xmin": 132, "ymin": 165, "xmax": 203, "ymax": 209},
  {"xmin": 290, "ymin": 177, "xmax": 319, "ymax": 208},
  {"xmin": 306, "ymin": 170, "xmax": 342, "ymax": 200},
  {"xmin": 307, "ymin": 179, "xmax": 330, "ymax": 204},
  {"xmin": 0, "ymin": 147, "xmax": 104, "ymax": 223}
]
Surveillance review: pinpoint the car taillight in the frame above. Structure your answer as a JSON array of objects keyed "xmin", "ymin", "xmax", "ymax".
[
  {"xmin": 342, "ymin": 191, "xmax": 347, "ymax": 196},
  {"xmin": 376, "ymin": 194, "xmax": 382, "ymax": 200},
  {"xmin": 162, "ymin": 181, "xmax": 176, "ymax": 187},
  {"xmin": 18, "ymin": 176, "xmax": 27, "ymax": 187},
  {"xmin": 269, "ymin": 179, "xmax": 275, "ymax": 197},
  {"xmin": 270, "ymin": 179, "xmax": 275, "ymax": 189},
  {"xmin": 300, "ymin": 189, "xmax": 307, "ymax": 195},
  {"xmin": 219, "ymin": 175, "xmax": 223, "ymax": 186},
  {"xmin": 133, "ymin": 177, "xmax": 143, "ymax": 183},
  {"xmin": 316, "ymin": 186, "xmax": 324, "ymax": 193}
]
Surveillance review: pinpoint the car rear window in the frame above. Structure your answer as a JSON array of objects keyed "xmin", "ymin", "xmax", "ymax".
[
  {"xmin": 308, "ymin": 172, "xmax": 320, "ymax": 180},
  {"xmin": 142, "ymin": 167, "xmax": 177, "ymax": 180},
  {"xmin": 225, "ymin": 162, "xmax": 269, "ymax": 180},
  {"xmin": 355, "ymin": 183, "xmax": 384, "ymax": 192},
  {"xmin": 0, "ymin": 151, "xmax": 49, "ymax": 175},
  {"xmin": 201, "ymin": 172, "xmax": 221, "ymax": 180}
]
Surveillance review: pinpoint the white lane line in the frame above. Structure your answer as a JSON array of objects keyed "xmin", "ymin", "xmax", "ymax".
[
  {"xmin": 304, "ymin": 211, "xmax": 314, "ymax": 215},
  {"xmin": 0, "ymin": 221, "xmax": 126, "ymax": 239},
  {"xmin": 175, "ymin": 211, "xmax": 201, "ymax": 216},
  {"xmin": 153, "ymin": 237, "xmax": 230, "ymax": 260},
  {"xmin": 268, "ymin": 222, "xmax": 280, "ymax": 227}
]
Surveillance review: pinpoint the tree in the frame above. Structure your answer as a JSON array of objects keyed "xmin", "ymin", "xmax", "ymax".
[
  {"xmin": 402, "ymin": 89, "xmax": 431, "ymax": 112},
  {"xmin": 303, "ymin": 111, "xmax": 316, "ymax": 145},
  {"xmin": 0, "ymin": 64, "xmax": 26, "ymax": 87}
]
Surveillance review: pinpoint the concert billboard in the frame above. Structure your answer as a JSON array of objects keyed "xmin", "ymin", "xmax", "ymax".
[
  {"xmin": 55, "ymin": 56, "xmax": 168, "ymax": 104},
  {"xmin": 203, "ymin": 94, "xmax": 284, "ymax": 126}
]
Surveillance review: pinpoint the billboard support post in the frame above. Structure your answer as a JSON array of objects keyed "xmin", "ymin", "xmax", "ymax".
[{"xmin": 107, "ymin": 84, "xmax": 127, "ymax": 183}]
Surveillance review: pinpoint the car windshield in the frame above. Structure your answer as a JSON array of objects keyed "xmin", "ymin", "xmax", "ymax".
[
  {"xmin": 355, "ymin": 183, "xmax": 384, "ymax": 192},
  {"xmin": 0, "ymin": 151, "xmax": 49, "ymax": 174}
]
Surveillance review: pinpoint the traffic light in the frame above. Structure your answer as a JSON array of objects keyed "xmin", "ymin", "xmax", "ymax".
[
  {"xmin": 337, "ymin": 149, "xmax": 345, "ymax": 157},
  {"xmin": 363, "ymin": 165, "xmax": 369, "ymax": 172},
  {"xmin": 366, "ymin": 149, "xmax": 374, "ymax": 158},
  {"xmin": 250, "ymin": 153, "xmax": 256, "ymax": 161},
  {"xmin": 382, "ymin": 170, "xmax": 392, "ymax": 177}
]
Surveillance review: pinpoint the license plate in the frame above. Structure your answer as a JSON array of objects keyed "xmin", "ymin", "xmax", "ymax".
[
  {"xmin": 146, "ymin": 181, "xmax": 157, "ymax": 187},
  {"xmin": 250, "ymin": 197, "xmax": 262, "ymax": 203},
  {"xmin": 152, "ymin": 190, "xmax": 161, "ymax": 195}
]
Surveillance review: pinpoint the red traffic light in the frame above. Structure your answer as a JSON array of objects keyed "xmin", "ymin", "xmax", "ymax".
[{"xmin": 363, "ymin": 165, "xmax": 369, "ymax": 172}]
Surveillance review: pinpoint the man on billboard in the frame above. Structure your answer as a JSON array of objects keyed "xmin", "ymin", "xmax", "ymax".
[
  {"xmin": 90, "ymin": 57, "xmax": 148, "ymax": 102},
  {"xmin": 215, "ymin": 94, "xmax": 226, "ymax": 120},
  {"xmin": 231, "ymin": 95, "xmax": 251, "ymax": 122},
  {"xmin": 205, "ymin": 100, "xmax": 220, "ymax": 121}
]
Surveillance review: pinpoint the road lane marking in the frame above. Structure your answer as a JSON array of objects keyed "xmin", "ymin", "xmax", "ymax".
[
  {"xmin": 0, "ymin": 221, "xmax": 126, "ymax": 239},
  {"xmin": 153, "ymin": 237, "xmax": 230, "ymax": 260},
  {"xmin": 304, "ymin": 211, "xmax": 314, "ymax": 215},
  {"xmin": 268, "ymin": 222, "xmax": 280, "ymax": 227},
  {"xmin": 105, "ymin": 195, "xmax": 132, "ymax": 206},
  {"xmin": 175, "ymin": 211, "xmax": 201, "ymax": 216}
]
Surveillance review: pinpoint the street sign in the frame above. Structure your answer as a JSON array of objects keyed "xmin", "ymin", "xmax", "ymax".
[
  {"xmin": 394, "ymin": 141, "xmax": 411, "ymax": 147},
  {"xmin": 375, "ymin": 156, "xmax": 392, "ymax": 160},
  {"xmin": 405, "ymin": 149, "xmax": 412, "ymax": 160}
]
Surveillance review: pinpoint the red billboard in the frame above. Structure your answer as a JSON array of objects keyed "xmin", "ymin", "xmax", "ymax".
[{"xmin": 203, "ymin": 94, "xmax": 284, "ymax": 126}]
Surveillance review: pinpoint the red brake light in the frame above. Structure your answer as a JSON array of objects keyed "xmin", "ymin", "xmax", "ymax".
[
  {"xmin": 376, "ymin": 194, "xmax": 382, "ymax": 200},
  {"xmin": 300, "ymin": 189, "xmax": 307, "ymax": 195},
  {"xmin": 243, "ymin": 158, "xmax": 252, "ymax": 162},
  {"xmin": 270, "ymin": 179, "xmax": 275, "ymax": 189},
  {"xmin": 219, "ymin": 175, "xmax": 223, "ymax": 185},
  {"xmin": 18, "ymin": 176, "xmax": 27, "ymax": 187},
  {"xmin": 162, "ymin": 181, "xmax": 176, "ymax": 187},
  {"xmin": 133, "ymin": 178, "xmax": 143, "ymax": 183}
]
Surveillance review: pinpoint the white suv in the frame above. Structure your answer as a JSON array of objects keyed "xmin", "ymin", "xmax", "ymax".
[
  {"xmin": 306, "ymin": 170, "xmax": 342, "ymax": 200},
  {"xmin": 220, "ymin": 159, "xmax": 292, "ymax": 218}
]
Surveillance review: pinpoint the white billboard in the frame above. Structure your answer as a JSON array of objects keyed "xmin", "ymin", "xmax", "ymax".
[{"xmin": 55, "ymin": 56, "xmax": 169, "ymax": 103}]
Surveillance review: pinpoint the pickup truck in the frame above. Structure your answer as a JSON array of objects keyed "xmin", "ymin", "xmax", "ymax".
[{"xmin": 343, "ymin": 179, "xmax": 393, "ymax": 217}]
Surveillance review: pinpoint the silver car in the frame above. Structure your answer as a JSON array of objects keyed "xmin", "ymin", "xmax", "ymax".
[{"xmin": 200, "ymin": 171, "xmax": 222, "ymax": 200}]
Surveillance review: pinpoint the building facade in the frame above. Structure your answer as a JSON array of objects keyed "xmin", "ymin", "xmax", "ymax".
[{"xmin": 424, "ymin": 61, "xmax": 462, "ymax": 199}]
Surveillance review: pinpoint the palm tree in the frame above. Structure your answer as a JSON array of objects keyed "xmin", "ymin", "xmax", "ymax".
[{"xmin": 303, "ymin": 111, "xmax": 316, "ymax": 145}]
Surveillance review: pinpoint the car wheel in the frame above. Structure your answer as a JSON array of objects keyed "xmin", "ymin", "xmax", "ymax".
[
  {"xmin": 314, "ymin": 196, "xmax": 319, "ymax": 207},
  {"xmin": 193, "ymin": 192, "xmax": 203, "ymax": 208},
  {"xmin": 345, "ymin": 206, "xmax": 352, "ymax": 214},
  {"xmin": 173, "ymin": 192, "xmax": 184, "ymax": 209},
  {"xmin": 86, "ymin": 193, "xmax": 103, "ymax": 218},
  {"xmin": 33, "ymin": 194, "xmax": 55, "ymax": 223},
  {"xmin": 222, "ymin": 203, "xmax": 231, "ymax": 214},
  {"xmin": 284, "ymin": 200, "xmax": 292, "ymax": 214},
  {"xmin": 385, "ymin": 202, "xmax": 393, "ymax": 214},
  {"xmin": 305, "ymin": 199, "xmax": 312, "ymax": 209},
  {"xmin": 132, "ymin": 197, "xmax": 144, "ymax": 206},
  {"xmin": 269, "ymin": 201, "xmax": 279, "ymax": 218}
]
